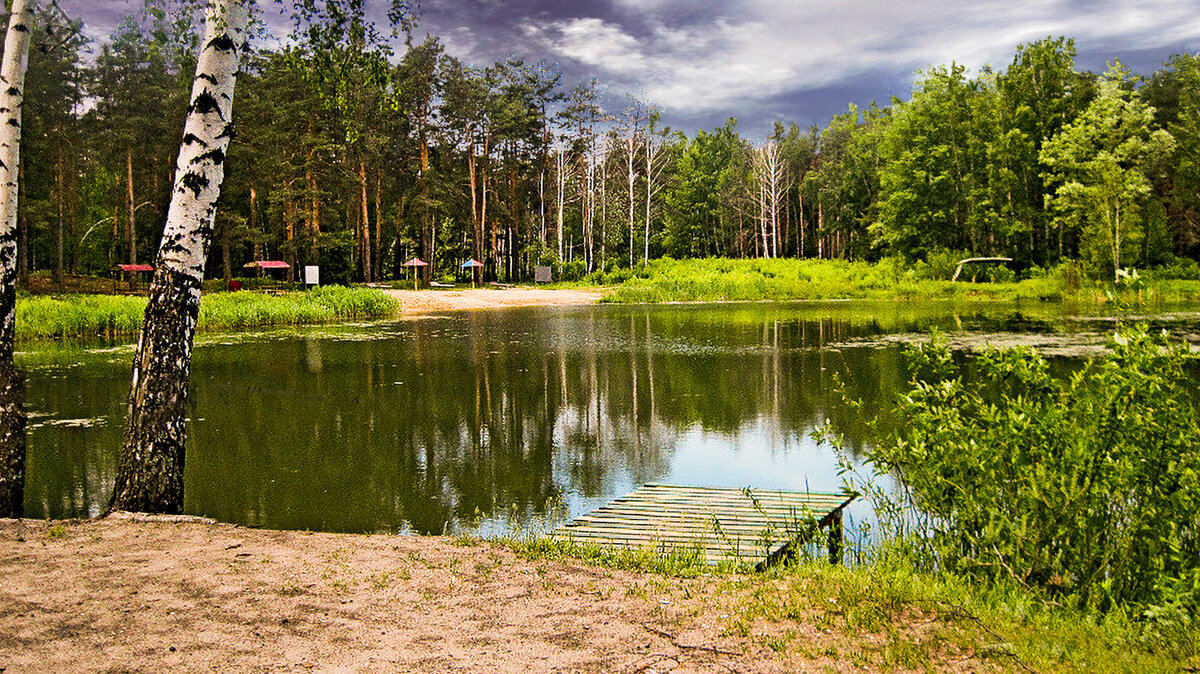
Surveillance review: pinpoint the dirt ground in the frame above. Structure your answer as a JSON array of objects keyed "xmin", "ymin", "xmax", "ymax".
[
  {"xmin": 0, "ymin": 515, "xmax": 804, "ymax": 674},
  {"xmin": 383, "ymin": 287, "xmax": 607, "ymax": 315}
]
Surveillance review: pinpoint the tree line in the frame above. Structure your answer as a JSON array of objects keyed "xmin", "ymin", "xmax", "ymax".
[{"xmin": 14, "ymin": 4, "xmax": 1200, "ymax": 288}]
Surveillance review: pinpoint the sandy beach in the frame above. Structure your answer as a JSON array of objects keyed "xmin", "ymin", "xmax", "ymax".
[
  {"xmin": 0, "ymin": 515, "xmax": 816, "ymax": 673},
  {"xmin": 382, "ymin": 287, "xmax": 607, "ymax": 316}
]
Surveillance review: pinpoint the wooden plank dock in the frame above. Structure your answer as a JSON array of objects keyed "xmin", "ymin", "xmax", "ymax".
[{"xmin": 552, "ymin": 484, "xmax": 854, "ymax": 569}]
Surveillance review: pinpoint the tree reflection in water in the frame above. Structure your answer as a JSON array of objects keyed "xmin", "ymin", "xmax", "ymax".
[{"xmin": 22, "ymin": 302, "xmax": 1055, "ymax": 535}]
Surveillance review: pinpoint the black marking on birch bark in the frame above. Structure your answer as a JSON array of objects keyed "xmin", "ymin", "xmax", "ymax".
[
  {"xmin": 4, "ymin": 87, "xmax": 17, "ymax": 97},
  {"xmin": 0, "ymin": 159, "xmax": 6, "ymax": 172},
  {"xmin": 180, "ymin": 171, "xmax": 209, "ymax": 197},
  {"xmin": 207, "ymin": 34, "xmax": 236, "ymax": 52},
  {"xmin": 112, "ymin": 266, "xmax": 202, "ymax": 514},
  {"xmin": 12, "ymin": 24, "xmax": 28, "ymax": 33},
  {"xmin": 182, "ymin": 133, "xmax": 208, "ymax": 147},
  {"xmin": 6, "ymin": 119, "xmax": 18, "ymax": 128},
  {"xmin": 216, "ymin": 123, "xmax": 236, "ymax": 140},
  {"xmin": 189, "ymin": 91, "xmax": 223, "ymax": 118},
  {"xmin": 193, "ymin": 148, "xmax": 225, "ymax": 166},
  {"xmin": 196, "ymin": 73, "xmax": 218, "ymax": 85}
]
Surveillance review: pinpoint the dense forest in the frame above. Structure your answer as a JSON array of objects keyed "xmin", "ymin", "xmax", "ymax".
[{"xmin": 15, "ymin": 2, "xmax": 1200, "ymax": 286}]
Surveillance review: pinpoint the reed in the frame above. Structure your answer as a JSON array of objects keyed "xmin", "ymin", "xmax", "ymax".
[{"xmin": 16, "ymin": 286, "xmax": 399, "ymax": 340}]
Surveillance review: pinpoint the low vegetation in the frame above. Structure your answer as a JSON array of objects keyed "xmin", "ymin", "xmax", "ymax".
[
  {"xmin": 16, "ymin": 286, "xmax": 399, "ymax": 341},
  {"xmin": 574, "ymin": 256, "xmax": 1200, "ymax": 305},
  {"xmin": 508, "ymin": 326, "xmax": 1200, "ymax": 671}
]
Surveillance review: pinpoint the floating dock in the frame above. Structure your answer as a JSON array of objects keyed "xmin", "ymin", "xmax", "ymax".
[{"xmin": 552, "ymin": 483, "xmax": 854, "ymax": 569}]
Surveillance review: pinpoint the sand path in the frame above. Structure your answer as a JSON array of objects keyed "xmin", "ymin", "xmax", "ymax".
[{"xmin": 381, "ymin": 287, "xmax": 607, "ymax": 315}]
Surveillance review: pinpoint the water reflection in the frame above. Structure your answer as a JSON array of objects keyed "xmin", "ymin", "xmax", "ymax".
[{"xmin": 22, "ymin": 302, "xmax": 1097, "ymax": 536}]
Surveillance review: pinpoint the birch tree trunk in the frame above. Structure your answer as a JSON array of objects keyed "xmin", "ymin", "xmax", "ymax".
[
  {"xmin": 0, "ymin": 0, "xmax": 32, "ymax": 518},
  {"xmin": 111, "ymin": 0, "xmax": 250, "ymax": 514}
]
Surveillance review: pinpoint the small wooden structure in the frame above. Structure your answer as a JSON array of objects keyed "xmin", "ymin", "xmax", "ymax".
[
  {"xmin": 243, "ymin": 260, "xmax": 290, "ymax": 288},
  {"xmin": 552, "ymin": 483, "xmax": 854, "ymax": 569},
  {"xmin": 952, "ymin": 257, "xmax": 1013, "ymax": 282},
  {"xmin": 111, "ymin": 263, "xmax": 154, "ymax": 292}
]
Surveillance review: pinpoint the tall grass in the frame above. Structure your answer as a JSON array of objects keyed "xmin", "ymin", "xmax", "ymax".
[
  {"xmin": 17, "ymin": 294, "xmax": 147, "ymax": 340},
  {"xmin": 197, "ymin": 286, "xmax": 398, "ymax": 331},
  {"xmin": 16, "ymin": 286, "xmax": 399, "ymax": 341},
  {"xmin": 597, "ymin": 257, "xmax": 1060, "ymax": 303},
  {"xmin": 589, "ymin": 257, "xmax": 1200, "ymax": 306}
]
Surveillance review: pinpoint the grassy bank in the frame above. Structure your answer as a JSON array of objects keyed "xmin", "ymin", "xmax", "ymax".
[
  {"xmin": 574, "ymin": 257, "xmax": 1200, "ymax": 305},
  {"xmin": 16, "ymin": 286, "xmax": 399, "ymax": 341},
  {"xmin": 506, "ymin": 537, "xmax": 1195, "ymax": 672}
]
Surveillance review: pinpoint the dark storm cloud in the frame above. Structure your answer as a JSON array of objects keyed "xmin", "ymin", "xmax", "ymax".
[{"xmin": 54, "ymin": 0, "xmax": 1200, "ymax": 138}]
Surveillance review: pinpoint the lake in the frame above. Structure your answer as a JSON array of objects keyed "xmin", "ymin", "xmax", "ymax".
[{"xmin": 20, "ymin": 301, "xmax": 1188, "ymax": 541}]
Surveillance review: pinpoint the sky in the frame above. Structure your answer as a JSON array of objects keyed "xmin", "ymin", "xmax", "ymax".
[{"xmin": 58, "ymin": 0, "xmax": 1200, "ymax": 139}]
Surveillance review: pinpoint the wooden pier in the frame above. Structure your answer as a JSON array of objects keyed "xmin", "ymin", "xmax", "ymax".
[{"xmin": 552, "ymin": 484, "xmax": 854, "ymax": 569}]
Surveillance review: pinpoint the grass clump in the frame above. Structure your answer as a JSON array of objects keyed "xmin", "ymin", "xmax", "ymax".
[
  {"xmin": 17, "ymin": 293, "xmax": 147, "ymax": 340},
  {"xmin": 508, "ymin": 536, "xmax": 747, "ymax": 577},
  {"xmin": 16, "ymin": 286, "xmax": 399, "ymax": 340},
  {"xmin": 197, "ymin": 286, "xmax": 398, "ymax": 331}
]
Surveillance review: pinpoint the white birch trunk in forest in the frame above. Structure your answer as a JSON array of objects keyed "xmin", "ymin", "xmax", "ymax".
[
  {"xmin": 644, "ymin": 136, "xmax": 664, "ymax": 267},
  {"xmin": 754, "ymin": 141, "xmax": 784, "ymax": 259},
  {"xmin": 111, "ymin": 0, "xmax": 250, "ymax": 514},
  {"xmin": 0, "ymin": 0, "xmax": 32, "ymax": 518},
  {"xmin": 554, "ymin": 149, "xmax": 566, "ymax": 262}
]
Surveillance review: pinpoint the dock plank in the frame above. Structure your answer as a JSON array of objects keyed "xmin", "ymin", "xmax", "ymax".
[{"xmin": 551, "ymin": 483, "xmax": 853, "ymax": 568}]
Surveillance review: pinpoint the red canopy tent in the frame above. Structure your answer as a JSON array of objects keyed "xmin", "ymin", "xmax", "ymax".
[
  {"xmin": 111, "ymin": 263, "xmax": 154, "ymax": 291},
  {"xmin": 243, "ymin": 260, "xmax": 291, "ymax": 289}
]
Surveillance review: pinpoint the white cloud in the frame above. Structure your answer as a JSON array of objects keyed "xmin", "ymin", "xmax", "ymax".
[{"xmin": 523, "ymin": 0, "xmax": 1200, "ymax": 114}]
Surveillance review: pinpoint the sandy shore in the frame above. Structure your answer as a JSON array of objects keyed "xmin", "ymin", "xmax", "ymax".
[
  {"xmin": 0, "ymin": 515, "xmax": 797, "ymax": 673},
  {"xmin": 382, "ymin": 287, "xmax": 607, "ymax": 316}
]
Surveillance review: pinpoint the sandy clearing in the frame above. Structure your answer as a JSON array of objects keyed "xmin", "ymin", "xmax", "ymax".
[
  {"xmin": 0, "ymin": 515, "xmax": 787, "ymax": 674},
  {"xmin": 381, "ymin": 287, "xmax": 607, "ymax": 316}
]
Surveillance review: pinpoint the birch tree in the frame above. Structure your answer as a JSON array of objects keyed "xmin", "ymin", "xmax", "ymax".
[
  {"xmin": 619, "ymin": 97, "xmax": 644, "ymax": 268},
  {"xmin": 753, "ymin": 140, "xmax": 785, "ymax": 257},
  {"xmin": 0, "ymin": 0, "xmax": 33, "ymax": 518},
  {"xmin": 110, "ymin": 0, "xmax": 251, "ymax": 513},
  {"xmin": 643, "ymin": 110, "xmax": 669, "ymax": 266}
]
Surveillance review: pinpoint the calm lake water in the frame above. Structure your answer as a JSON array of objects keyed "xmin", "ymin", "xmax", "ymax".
[{"xmin": 20, "ymin": 301, "xmax": 1190, "ymax": 540}]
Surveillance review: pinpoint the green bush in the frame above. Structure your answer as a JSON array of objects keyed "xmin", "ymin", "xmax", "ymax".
[{"xmin": 855, "ymin": 327, "xmax": 1200, "ymax": 619}]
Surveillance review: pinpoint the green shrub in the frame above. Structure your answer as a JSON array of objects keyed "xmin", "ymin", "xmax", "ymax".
[{"xmin": 853, "ymin": 327, "xmax": 1200, "ymax": 618}]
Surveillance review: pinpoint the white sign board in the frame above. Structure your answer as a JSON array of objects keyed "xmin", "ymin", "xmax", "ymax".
[{"xmin": 304, "ymin": 265, "xmax": 320, "ymax": 286}]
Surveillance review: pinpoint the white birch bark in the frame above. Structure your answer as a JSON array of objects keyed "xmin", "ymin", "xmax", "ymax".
[
  {"xmin": 112, "ymin": 0, "xmax": 250, "ymax": 514},
  {"xmin": 0, "ymin": 0, "xmax": 32, "ymax": 517},
  {"xmin": 555, "ymin": 148, "xmax": 566, "ymax": 262},
  {"xmin": 643, "ymin": 131, "xmax": 667, "ymax": 267}
]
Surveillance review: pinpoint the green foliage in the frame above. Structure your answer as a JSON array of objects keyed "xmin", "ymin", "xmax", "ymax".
[
  {"xmin": 599, "ymin": 257, "xmax": 1070, "ymax": 303},
  {"xmin": 859, "ymin": 326, "xmax": 1200, "ymax": 619},
  {"xmin": 1040, "ymin": 63, "xmax": 1175, "ymax": 281},
  {"xmin": 873, "ymin": 64, "xmax": 997, "ymax": 258},
  {"xmin": 16, "ymin": 287, "xmax": 398, "ymax": 340},
  {"xmin": 17, "ymin": 294, "xmax": 147, "ymax": 340},
  {"xmin": 198, "ymin": 286, "xmax": 399, "ymax": 330}
]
